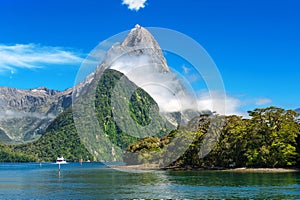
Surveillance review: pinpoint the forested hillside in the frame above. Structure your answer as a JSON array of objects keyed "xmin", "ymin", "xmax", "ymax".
[
  {"xmin": 125, "ymin": 107, "xmax": 300, "ymax": 168},
  {"xmin": 0, "ymin": 69, "xmax": 169, "ymax": 162}
]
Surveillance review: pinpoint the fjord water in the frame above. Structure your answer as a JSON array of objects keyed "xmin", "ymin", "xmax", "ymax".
[{"xmin": 0, "ymin": 163, "xmax": 299, "ymax": 199}]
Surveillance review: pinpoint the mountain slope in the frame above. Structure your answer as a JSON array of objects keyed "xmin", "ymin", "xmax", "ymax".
[
  {"xmin": 106, "ymin": 24, "xmax": 169, "ymax": 73},
  {"xmin": 0, "ymin": 25, "xmax": 194, "ymax": 144},
  {"xmin": 73, "ymin": 68, "xmax": 171, "ymax": 161},
  {"xmin": 3, "ymin": 24, "xmax": 184, "ymax": 160},
  {"xmin": 0, "ymin": 86, "xmax": 72, "ymax": 143},
  {"xmin": 14, "ymin": 108, "xmax": 92, "ymax": 162},
  {"xmin": 98, "ymin": 24, "xmax": 199, "ymax": 125},
  {"xmin": 15, "ymin": 69, "xmax": 170, "ymax": 161},
  {"xmin": 0, "ymin": 128, "xmax": 11, "ymax": 143}
]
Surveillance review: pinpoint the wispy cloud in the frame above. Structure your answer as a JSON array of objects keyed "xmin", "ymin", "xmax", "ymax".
[
  {"xmin": 108, "ymin": 49, "xmax": 272, "ymax": 118},
  {"xmin": 0, "ymin": 109, "xmax": 56, "ymax": 120},
  {"xmin": 182, "ymin": 65, "xmax": 190, "ymax": 74},
  {"xmin": 122, "ymin": 0, "xmax": 147, "ymax": 11},
  {"xmin": 0, "ymin": 43, "xmax": 84, "ymax": 74},
  {"xmin": 180, "ymin": 64, "xmax": 201, "ymax": 83},
  {"xmin": 196, "ymin": 91, "xmax": 245, "ymax": 116},
  {"xmin": 109, "ymin": 53, "xmax": 246, "ymax": 116},
  {"xmin": 255, "ymin": 98, "xmax": 272, "ymax": 106}
]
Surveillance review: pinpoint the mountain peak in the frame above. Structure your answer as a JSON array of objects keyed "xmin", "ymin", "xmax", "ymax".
[
  {"xmin": 112, "ymin": 24, "xmax": 169, "ymax": 72},
  {"xmin": 134, "ymin": 24, "xmax": 141, "ymax": 29},
  {"xmin": 121, "ymin": 24, "xmax": 158, "ymax": 49}
]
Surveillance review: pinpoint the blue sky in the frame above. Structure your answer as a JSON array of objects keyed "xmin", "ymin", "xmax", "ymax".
[{"xmin": 0, "ymin": 0, "xmax": 299, "ymax": 114}]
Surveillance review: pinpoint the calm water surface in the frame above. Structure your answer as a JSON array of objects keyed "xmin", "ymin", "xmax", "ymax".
[{"xmin": 0, "ymin": 163, "xmax": 300, "ymax": 199}]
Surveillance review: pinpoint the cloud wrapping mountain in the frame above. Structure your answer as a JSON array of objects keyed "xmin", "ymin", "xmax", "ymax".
[
  {"xmin": 0, "ymin": 109, "xmax": 55, "ymax": 120},
  {"xmin": 0, "ymin": 86, "xmax": 72, "ymax": 142}
]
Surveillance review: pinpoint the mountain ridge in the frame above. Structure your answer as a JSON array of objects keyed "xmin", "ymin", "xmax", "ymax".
[
  {"xmin": 12, "ymin": 69, "xmax": 170, "ymax": 161},
  {"xmin": 0, "ymin": 24, "xmax": 190, "ymax": 145},
  {"xmin": 0, "ymin": 86, "xmax": 72, "ymax": 142}
]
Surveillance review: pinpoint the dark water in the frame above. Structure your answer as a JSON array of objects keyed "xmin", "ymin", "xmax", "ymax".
[{"xmin": 0, "ymin": 163, "xmax": 300, "ymax": 199}]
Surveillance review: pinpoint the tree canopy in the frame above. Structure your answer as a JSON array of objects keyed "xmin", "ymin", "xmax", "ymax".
[{"xmin": 125, "ymin": 107, "xmax": 300, "ymax": 168}]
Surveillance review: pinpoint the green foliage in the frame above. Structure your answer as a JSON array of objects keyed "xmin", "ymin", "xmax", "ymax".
[
  {"xmin": 4, "ymin": 69, "xmax": 170, "ymax": 162},
  {"xmin": 94, "ymin": 69, "xmax": 169, "ymax": 148},
  {"xmin": 124, "ymin": 114, "xmax": 211, "ymax": 167},
  {"xmin": 125, "ymin": 107, "xmax": 300, "ymax": 168},
  {"xmin": 13, "ymin": 108, "xmax": 92, "ymax": 162},
  {"xmin": 90, "ymin": 69, "xmax": 170, "ymax": 161},
  {"xmin": 244, "ymin": 107, "xmax": 299, "ymax": 167},
  {"xmin": 2, "ymin": 68, "xmax": 299, "ymax": 168},
  {"xmin": 0, "ymin": 142, "xmax": 37, "ymax": 162}
]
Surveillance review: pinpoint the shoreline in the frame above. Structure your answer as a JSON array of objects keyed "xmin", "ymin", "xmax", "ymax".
[
  {"xmin": 221, "ymin": 167, "xmax": 300, "ymax": 173},
  {"xmin": 110, "ymin": 164, "xmax": 300, "ymax": 173}
]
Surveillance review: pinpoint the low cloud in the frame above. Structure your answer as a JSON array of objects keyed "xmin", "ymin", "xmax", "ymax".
[
  {"xmin": 0, "ymin": 43, "xmax": 83, "ymax": 74},
  {"xmin": 196, "ymin": 91, "xmax": 245, "ymax": 116},
  {"xmin": 122, "ymin": 0, "xmax": 147, "ymax": 11},
  {"xmin": 255, "ymin": 98, "xmax": 272, "ymax": 106},
  {"xmin": 109, "ymin": 54, "xmax": 245, "ymax": 116},
  {"xmin": 0, "ymin": 109, "xmax": 56, "ymax": 120},
  {"xmin": 110, "ymin": 54, "xmax": 195, "ymax": 112}
]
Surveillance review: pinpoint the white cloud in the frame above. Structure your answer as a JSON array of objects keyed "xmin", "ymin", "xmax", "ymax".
[
  {"xmin": 122, "ymin": 0, "xmax": 147, "ymax": 11},
  {"xmin": 109, "ymin": 54, "xmax": 246, "ymax": 117},
  {"xmin": 182, "ymin": 65, "xmax": 190, "ymax": 74},
  {"xmin": 0, "ymin": 43, "xmax": 83, "ymax": 74},
  {"xmin": 196, "ymin": 91, "xmax": 246, "ymax": 116},
  {"xmin": 110, "ymin": 54, "xmax": 195, "ymax": 112},
  {"xmin": 255, "ymin": 98, "xmax": 272, "ymax": 106},
  {"xmin": 0, "ymin": 109, "xmax": 56, "ymax": 120}
]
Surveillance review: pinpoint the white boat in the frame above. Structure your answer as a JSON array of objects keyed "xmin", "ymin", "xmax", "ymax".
[{"xmin": 56, "ymin": 156, "xmax": 67, "ymax": 164}]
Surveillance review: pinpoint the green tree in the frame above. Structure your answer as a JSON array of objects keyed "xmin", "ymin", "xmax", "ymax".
[{"xmin": 245, "ymin": 107, "xmax": 300, "ymax": 167}]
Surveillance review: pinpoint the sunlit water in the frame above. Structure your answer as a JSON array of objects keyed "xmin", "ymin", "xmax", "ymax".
[{"xmin": 0, "ymin": 163, "xmax": 299, "ymax": 199}]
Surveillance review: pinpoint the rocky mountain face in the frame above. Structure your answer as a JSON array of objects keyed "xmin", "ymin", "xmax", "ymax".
[
  {"xmin": 0, "ymin": 86, "xmax": 72, "ymax": 142},
  {"xmin": 98, "ymin": 24, "xmax": 199, "ymax": 125},
  {"xmin": 106, "ymin": 24, "xmax": 169, "ymax": 72},
  {"xmin": 19, "ymin": 69, "xmax": 170, "ymax": 162},
  {"xmin": 0, "ymin": 24, "xmax": 198, "ymax": 145}
]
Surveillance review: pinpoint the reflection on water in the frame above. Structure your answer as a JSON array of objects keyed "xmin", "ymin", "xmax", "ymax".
[{"xmin": 0, "ymin": 163, "xmax": 299, "ymax": 199}]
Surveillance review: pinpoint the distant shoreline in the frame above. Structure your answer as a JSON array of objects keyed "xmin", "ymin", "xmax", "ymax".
[
  {"xmin": 110, "ymin": 164, "xmax": 300, "ymax": 173},
  {"xmin": 221, "ymin": 167, "xmax": 300, "ymax": 173},
  {"xmin": 1, "ymin": 162, "xmax": 299, "ymax": 173}
]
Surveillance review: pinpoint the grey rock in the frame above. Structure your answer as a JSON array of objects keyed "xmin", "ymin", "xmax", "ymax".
[
  {"xmin": 0, "ymin": 24, "xmax": 198, "ymax": 143},
  {"xmin": 0, "ymin": 86, "xmax": 72, "ymax": 142}
]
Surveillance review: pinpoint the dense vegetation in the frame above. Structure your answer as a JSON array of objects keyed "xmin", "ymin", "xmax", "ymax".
[
  {"xmin": 0, "ymin": 142, "xmax": 37, "ymax": 162},
  {"xmin": 12, "ymin": 108, "xmax": 92, "ymax": 162},
  {"xmin": 94, "ymin": 69, "xmax": 170, "ymax": 150},
  {"xmin": 0, "ymin": 69, "xmax": 299, "ymax": 167},
  {"xmin": 0, "ymin": 69, "xmax": 169, "ymax": 162},
  {"xmin": 125, "ymin": 107, "xmax": 300, "ymax": 168}
]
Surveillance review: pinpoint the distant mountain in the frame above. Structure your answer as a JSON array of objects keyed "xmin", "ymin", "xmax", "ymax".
[
  {"xmin": 94, "ymin": 24, "xmax": 200, "ymax": 125},
  {"xmin": 0, "ymin": 24, "xmax": 199, "ymax": 144},
  {"xmin": 10, "ymin": 24, "xmax": 177, "ymax": 161},
  {"xmin": 296, "ymin": 108, "xmax": 300, "ymax": 114},
  {"xmin": 15, "ymin": 69, "xmax": 170, "ymax": 162},
  {"xmin": 0, "ymin": 128, "xmax": 11, "ymax": 143},
  {"xmin": 104, "ymin": 24, "xmax": 169, "ymax": 73},
  {"xmin": 1, "ymin": 24, "xmax": 196, "ymax": 161},
  {"xmin": 0, "ymin": 86, "xmax": 72, "ymax": 143}
]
